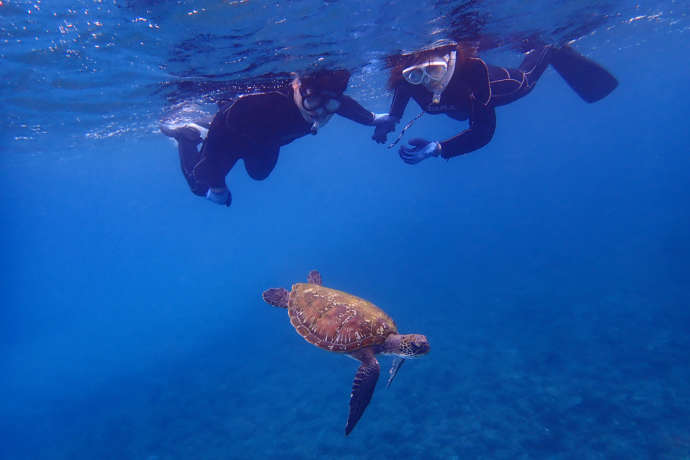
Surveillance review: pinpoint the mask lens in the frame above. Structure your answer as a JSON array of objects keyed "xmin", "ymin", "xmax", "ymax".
[
  {"xmin": 302, "ymin": 95, "xmax": 322, "ymax": 111},
  {"xmin": 403, "ymin": 67, "xmax": 425, "ymax": 85},
  {"xmin": 425, "ymin": 63, "xmax": 448, "ymax": 80},
  {"xmin": 324, "ymin": 99, "xmax": 340, "ymax": 112}
]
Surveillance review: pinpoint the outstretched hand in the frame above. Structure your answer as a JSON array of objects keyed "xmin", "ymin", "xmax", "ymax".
[
  {"xmin": 399, "ymin": 138, "xmax": 441, "ymax": 164},
  {"xmin": 371, "ymin": 113, "xmax": 397, "ymax": 144}
]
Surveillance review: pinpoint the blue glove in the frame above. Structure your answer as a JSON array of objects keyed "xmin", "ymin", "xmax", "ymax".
[
  {"xmin": 206, "ymin": 187, "xmax": 232, "ymax": 207},
  {"xmin": 399, "ymin": 138, "xmax": 442, "ymax": 164},
  {"xmin": 372, "ymin": 113, "xmax": 397, "ymax": 144}
]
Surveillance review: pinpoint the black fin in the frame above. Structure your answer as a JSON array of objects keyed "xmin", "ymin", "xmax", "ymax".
[
  {"xmin": 345, "ymin": 357, "xmax": 379, "ymax": 436},
  {"xmin": 550, "ymin": 46, "xmax": 618, "ymax": 103},
  {"xmin": 307, "ymin": 270, "xmax": 322, "ymax": 285},
  {"xmin": 262, "ymin": 288, "xmax": 289, "ymax": 308}
]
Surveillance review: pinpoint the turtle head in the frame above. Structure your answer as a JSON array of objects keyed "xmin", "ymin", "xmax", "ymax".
[{"xmin": 384, "ymin": 334, "xmax": 430, "ymax": 358}]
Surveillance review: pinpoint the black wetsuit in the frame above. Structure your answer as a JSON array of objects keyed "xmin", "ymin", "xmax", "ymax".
[
  {"xmin": 179, "ymin": 86, "xmax": 377, "ymax": 195},
  {"xmin": 388, "ymin": 47, "xmax": 553, "ymax": 159}
]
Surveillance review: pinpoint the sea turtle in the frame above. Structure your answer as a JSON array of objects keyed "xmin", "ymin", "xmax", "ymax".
[{"xmin": 262, "ymin": 270, "xmax": 430, "ymax": 435}]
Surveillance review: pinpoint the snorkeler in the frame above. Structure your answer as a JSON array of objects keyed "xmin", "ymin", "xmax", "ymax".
[
  {"xmin": 372, "ymin": 40, "xmax": 618, "ymax": 164},
  {"xmin": 162, "ymin": 69, "xmax": 394, "ymax": 206}
]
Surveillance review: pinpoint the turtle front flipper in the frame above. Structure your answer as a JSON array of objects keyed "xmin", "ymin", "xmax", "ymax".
[
  {"xmin": 262, "ymin": 288, "xmax": 289, "ymax": 308},
  {"xmin": 345, "ymin": 352, "xmax": 380, "ymax": 436},
  {"xmin": 386, "ymin": 357, "xmax": 405, "ymax": 388}
]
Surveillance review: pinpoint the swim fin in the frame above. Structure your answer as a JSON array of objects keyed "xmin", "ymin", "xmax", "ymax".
[{"xmin": 550, "ymin": 46, "xmax": 618, "ymax": 103}]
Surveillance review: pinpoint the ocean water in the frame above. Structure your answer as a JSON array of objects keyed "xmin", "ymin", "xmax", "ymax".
[{"xmin": 2, "ymin": 1, "xmax": 690, "ymax": 459}]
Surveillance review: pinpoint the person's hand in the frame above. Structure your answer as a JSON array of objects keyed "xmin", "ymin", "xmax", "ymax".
[
  {"xmin": 399, "ymin": 138, "xmax": 441, "ymax": 164},
  {"xmin": 206, "ymin": 187, "xmax": 232, "ymax": 207},
  {"xmin": 372, "ymin": 113, "xmax": 397, "ymax": 144}
]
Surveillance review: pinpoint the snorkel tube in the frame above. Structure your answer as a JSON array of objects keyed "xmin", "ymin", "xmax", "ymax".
[{"xmin": 431, "ymin": 50, "xmax": 456, "ymax": 104}]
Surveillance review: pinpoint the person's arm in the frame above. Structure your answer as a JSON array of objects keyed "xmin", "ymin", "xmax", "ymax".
[
  {"xmin": 438, "ymin": 56, "xmax": 494, "ymax": 157},
  {"xmin": 336, "ymin": 95, "xmax": 376, "ymax": 125},
  {"xmin": 370, "ymin": 84, "xmax": 411, "ymax": 143},
  {"xmin": 436, "ymin": 58, "xmax": 494, "ymax": 158},
  {"xmin": 336, "ymin": 95, "xmax": 397, "ymax": 130},
  {"xmin": 335, "ymin": 95, "xmax": 399, "ymax": 146},
  {"xmin": 398, "ymin": 99, "xmax": 495, "ymax": 164},
  {"xmin": 389, "ymin": 84, "xmax": 412, "ymax": 120},
  {"xmin": 438, "ymin": 99, "xmax": 496, "ymax": 159},
  {"xmin": 463, "ymin": 57, "xmax": 491, "ymax": 106}
]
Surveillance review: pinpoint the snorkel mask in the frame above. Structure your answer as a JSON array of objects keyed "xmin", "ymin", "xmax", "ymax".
[
  {"xmin": 402, "ymin": 50, "xmax": 457, "ymax": 104},
  {"xmin": 292, "ymin": 78, "xmax": 342, "ymax": 134}
]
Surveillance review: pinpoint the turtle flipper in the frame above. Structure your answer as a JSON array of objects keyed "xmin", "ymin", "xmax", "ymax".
[
  {"xmin": 307, "ymin": 270, "xmax": 322, "ymax": 285},
  {"xmin": 262, "ymin": 288, "xmax": 289, "ymax": 308},
  {"xmin": 345, "ymin": 354, "xmax": 380, "ymax": 435},
  {"xmin": 386, "ymin": 357, "xmax": 405, "ymax": 389}
]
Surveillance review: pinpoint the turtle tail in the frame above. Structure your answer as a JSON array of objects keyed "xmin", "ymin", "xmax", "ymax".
[{"xmin": 262, "ymin": 288, "xmax": 289, "ymax": 308}]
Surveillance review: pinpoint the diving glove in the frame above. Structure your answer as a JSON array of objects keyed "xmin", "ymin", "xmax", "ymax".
[
  {"xmin": 206, "ymin": 187, "xmax": 232, "ymax": 207},
  {"xmin": 399, "ymin": 138, "xmax": 442, "ymax": 164},
  {"xmin": 372, "ymin": 113, "xmax": 398, "ymax": 144}
]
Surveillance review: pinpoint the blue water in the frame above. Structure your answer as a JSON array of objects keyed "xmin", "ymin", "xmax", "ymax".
[{"xmin": 2, "ymin": 1, "xmax": 690, "ymax": 458}]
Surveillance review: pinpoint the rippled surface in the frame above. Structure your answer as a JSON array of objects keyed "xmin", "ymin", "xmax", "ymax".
[{"xmin": 1, "ymin": 0, "xmax": 688, "ymax": 149}]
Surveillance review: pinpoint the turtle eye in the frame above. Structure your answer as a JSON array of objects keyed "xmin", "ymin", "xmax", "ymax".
[{"xmin": 410, "ymin": 339, "xmax": 428, "ymax": 354}]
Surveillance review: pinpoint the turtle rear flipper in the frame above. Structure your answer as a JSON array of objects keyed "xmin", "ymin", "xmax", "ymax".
[
  {"xmin": 307, "ymin": 270, "xmax": 322, "ymax": 285},
  {"xmin": 262, "ymin": 288, "xmax": 289, "ymax": 308},
  {"xmin": 345, "ymin": 352, "xmax": 380, "ymax": 436}
]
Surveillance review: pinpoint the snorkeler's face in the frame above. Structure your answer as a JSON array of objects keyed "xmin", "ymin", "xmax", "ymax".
[
  {"xmin": 402, "ymin": 54, "xmax": 451, "ymax": 86},
  {"xmin": 292, "ymin": 78, "xmax": 342, "ymax": 133},
  {"xmin": 299, "ymin": 86, "xmax": 341, "ymax": 116},
  {"xmin": 402, "ymin": 51, "xmax": 456, "ymax": 104}
]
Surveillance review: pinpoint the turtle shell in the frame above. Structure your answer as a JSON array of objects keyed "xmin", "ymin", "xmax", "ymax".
[{"xmin": 287, "ymin": 283, "xmax": 398, "ymax": 352}]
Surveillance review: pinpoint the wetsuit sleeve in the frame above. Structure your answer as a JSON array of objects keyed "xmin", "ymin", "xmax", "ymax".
[
  {"xmin": 336, "ymin": 95, "xmax": 376, "ymax": 125},
  {"xmin": 388, "ymin": 84, "xmax": 412, "ymax": 120},
  {"xmin": 439, "ymin": 98, "xmax": 496, "ymax": 159}
]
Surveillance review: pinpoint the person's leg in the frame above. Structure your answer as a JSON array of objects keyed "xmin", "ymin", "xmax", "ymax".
[
  {"xmin": 243, "ymin": 145, "xmax": 280, "ymax": 181},
  {"xmin": 488, "ymin": 46, "xmax": 554, "ymax": 107},
  {"xmin": 189, "ymin": 147, "xmax": 237, "ymax": 206},
  {"xmin": 161, "ymin": 125, "xmax": 207, "ymax": 196},
  {"xmin": 519, "ymin": 45, "xmax": 553, "ymax": 88},
  {"xmin": 190, "ymin": 111, "xmax": 239, "ymax": 187},
  {"xmin": 192, "ymin": 147, "xmax": 239, "ymax": 188}
]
